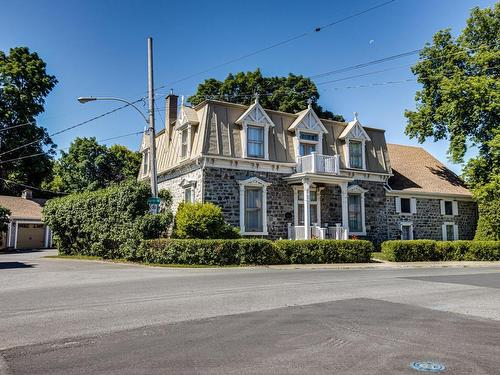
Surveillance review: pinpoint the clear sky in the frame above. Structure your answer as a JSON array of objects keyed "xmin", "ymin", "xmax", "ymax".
[{"xmin": 1, "ymin": 0, "xmax": 495, "ymax": 173}]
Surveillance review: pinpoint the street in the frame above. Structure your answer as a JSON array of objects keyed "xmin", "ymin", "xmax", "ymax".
[{"xmin": 1, "ymin": 250, "xmax": 500, "ymax": 374}]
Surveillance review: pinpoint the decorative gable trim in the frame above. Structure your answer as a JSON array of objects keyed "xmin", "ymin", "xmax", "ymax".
[
  {"xmin": 347, "ymin": 185, "xmax": 368, "ymax": 194},
  {"xmin": 339, "ymin": 118, "xmax": 371, "ymax": 141},
  {"xmin": 238, "ymin": 176, "xmax": 271, "ymax": 187},
  {"xmin": 235, "ymin": 100, "xmax": 275, "ymax": 127},
  {"xmin": 288, "ymin": 107, "xmax": 328, "ymax": 134}
]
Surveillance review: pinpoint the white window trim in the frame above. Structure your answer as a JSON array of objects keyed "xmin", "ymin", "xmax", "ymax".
[
  {"xmin": 295, "ymin": 129, "xmax": 323, "ymax": 159},
  {"xmin": 345, "ymin": 138, "xmax": 366, "ymax": 170},
  {"xmin": 179, "ymin": 179, "xmax": 197, "ymax": 203},
  {"xmin": 238, "ymin": 177, "xmax": 271, "ymax": 235},
  {"xmin": 395, "ymin": 196, "xmax": 417, "ymax": 214},
  {"xmin": 442, "ymin": 221, "xmax": 459, "ymax": 241},
  {"xmin": 400, "ymin": 221, "xmax": 414, "ymax": 240},
  {"xmin": 292, "ymin": 185, "xmax": 323, "ymax": 227},
  {"xmin": 347, "ymin": 185, "xmax": 368, "ymax": 236},
  {"xmin": 243, "ymin": 122, "xmax": 268, "ymax": 159},
  {"xmin": 440, "ymin": 200, "xmax": 458, "ymax": 216},
  {"xmin": 178, "ymin": 125, "xmax": 192, "ymax": 161}
]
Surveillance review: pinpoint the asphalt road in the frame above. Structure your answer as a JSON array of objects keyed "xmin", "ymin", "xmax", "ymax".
[{"xmin": 1, "ymin": 250, "xmax": 500, "ymax": 374}]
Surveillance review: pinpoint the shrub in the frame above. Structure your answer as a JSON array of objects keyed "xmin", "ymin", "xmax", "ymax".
[
  {"xmin": 43, "ymin": 181, "xmax": 173, "ymax": 258},
  {"xmin": 274, "ymin": 240, "xmax": 373, "ymax": 264},
  {"xmin": 136, "ymin": 239, "xmax": 279, "ymax": 266},
  {"xmin": 382, "ymin": 240, "xmax": 500, "ymax": 262},
  {"xmin": 173, "ymin": 202, "xmax": 240, "ymax": 239}
]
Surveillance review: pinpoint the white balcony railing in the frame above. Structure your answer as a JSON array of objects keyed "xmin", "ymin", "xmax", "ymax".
[
  {"xmin": 287, "ymin": 223, "xmax": 348, "ymax": 240},
  {"xmin": 296, "ymin": 152, "xmax": 340, "ymax": 175}
]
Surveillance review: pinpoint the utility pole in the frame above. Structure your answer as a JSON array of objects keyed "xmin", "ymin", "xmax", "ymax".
[{"xmin": 147, "ymin": 37, "xmax": 159, "ymax": 204}]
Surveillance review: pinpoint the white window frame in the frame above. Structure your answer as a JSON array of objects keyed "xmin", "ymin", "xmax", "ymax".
[
  {"xmin": 442, "ymin": 222, "xmax": 459, "ymax": 241},
  {"xmin": 297, "ymin": 130, "xmax": 322, "ymax": 157},
  {"xmin": 347, "ymin": 185, "xmax": 368, "ymax": 236},
  {"xmin": 179, "ymin": 179, "xmax": 196, "ymax": 203},
  {"xmin": 345, "ymin": 138, "xmax": 367, "ymax": 170},
  {"xmin": 440, "ymin": 200, "xmax": 458, "ymax": 216},
  {"xmin": 293, "ymin": 186, "xmax": 323, "ymax": 227},
  {"xmin": 400, "ymin": 221, "xmax": 414, "ymax": 240},
  {"xmin": 239, "ymin": 177, "xmax": 270, "ymax": 236},
  {"xmin": 395, "ymin": 197, "xmax": 417, "ymax": 214},
  {"xmin": 179, "ymin": 126, "xmax": 191, "ymax": 160},
  {"xmin": 246, "ymin": 124, "xmax": 265, "ymax": 159}
]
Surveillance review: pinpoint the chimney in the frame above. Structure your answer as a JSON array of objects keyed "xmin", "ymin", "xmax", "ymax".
[
  {"xmin": 21, "ymin": 189, "xmax": 33, "ymax": 200},
  {"xmin": 165, "ymin": 92, "xmax": 178, "ymax": 143}
]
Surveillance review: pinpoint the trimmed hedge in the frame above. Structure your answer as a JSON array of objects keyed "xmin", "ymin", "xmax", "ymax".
[
  {"xmin": 135, "ymin": 238, "xmax": 373, "ymax": 266},
  {"xmin": 382, "ymin": 240, "xmax": 500, "ymax": 262},
  {"xmin": 43, "ymin": 181, "xmax": 172, "ymax": 258}
]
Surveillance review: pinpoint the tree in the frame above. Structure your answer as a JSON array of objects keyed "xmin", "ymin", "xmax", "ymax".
[
  {"xmin": 188, "ymin": 69, "xmax": 344, "ymax": 121},
  {"xmin": 404, "ymin": 4, "xmax": 499, "ymax": 239},
  {"xmin": 47, "ymin": 137, "xmax": 141, "ymax": 193},
  {"xmin": 0, "ymin": 47, "xmax": 57, "ymax": 195},
  {"xmin": 0, "ymin": 205, "xmax": 10, "ymax": 233}
]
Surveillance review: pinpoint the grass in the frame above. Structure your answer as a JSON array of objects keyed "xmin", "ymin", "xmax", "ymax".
[
  {"xmin": 371, "ymin": 252, "xmax": 391, "ymax": 261},
  {"xmin": 44, "ymin": 254, "xmax": 244, "ymax": 268}
]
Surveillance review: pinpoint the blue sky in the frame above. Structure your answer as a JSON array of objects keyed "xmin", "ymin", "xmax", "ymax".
[{"xmin": 1, "ymin": 0, "xmax": 495, "ymax": 173}]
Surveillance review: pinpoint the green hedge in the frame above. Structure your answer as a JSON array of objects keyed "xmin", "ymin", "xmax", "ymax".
[
  {"xmin": 135, "ymin": 238, "xmax": 373, "ymax": 266},
  {"xmin": 382, "ymin": 240, "xmax": 500, "ymax": 262},
  {"xmin": 43, "ymin": 181, "xmax": 172, "ymax": 258}
]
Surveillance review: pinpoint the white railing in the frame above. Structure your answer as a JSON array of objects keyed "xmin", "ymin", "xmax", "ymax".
[
  {"xmin": 296, "ymin": 152, "xmax": 340, "ymax": 175},
  {"xmin": 288, "ymin": 223, "xmax": 348, "ymax": 240}
]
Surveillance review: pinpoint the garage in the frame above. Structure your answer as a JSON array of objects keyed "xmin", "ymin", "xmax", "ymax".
[{"xmin": 16, "ymin": 223, "xmax": 46, "ymax": 249}]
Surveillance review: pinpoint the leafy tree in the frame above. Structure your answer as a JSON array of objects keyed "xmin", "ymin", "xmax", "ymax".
[
  {"xmin": 0, "ymin": 205, "xmax": 10, "ymax": 233},
  {"xmin": 0, "ymin": 47, "xmax": 57, "ymax": 194},
  {"xmin": 47, "ymin": 137, "xmax": 141, "ymax": 193},
  {"xmin": 188, "ymin": 69, "xmax": 344, "ymax": 121},
  {"xmin": 404, "ymin": 4, "xmax": 499, "ymax": 239}
]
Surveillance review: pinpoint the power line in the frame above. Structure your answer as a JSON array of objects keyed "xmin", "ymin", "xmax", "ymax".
[
  {"xmin": 0, "ymin": 177, "xmax": 68, "ymax": 195},
  {"xmin": 153, "ymin": 0, "xmax": 397, "ymax": 94}
]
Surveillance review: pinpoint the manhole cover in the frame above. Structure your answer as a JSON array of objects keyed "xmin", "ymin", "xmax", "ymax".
[{"xmin": 410, "ymin": 361, "xmax": 446, "ymax": 372}]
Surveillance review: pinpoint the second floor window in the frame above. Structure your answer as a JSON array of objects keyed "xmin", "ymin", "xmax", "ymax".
[
  {"xmin": 400, "ymin": 198, "xmax": 411, "ymax": 213},
  {"xmin": 247, "ymin": 126, "xmax": 264, "ymax": 158},
  {"xmin": 181, "ymin": 129, "xmax": 189, "ymax": 158},
  {"xmin": 299, "ymin": 132, "xmax": 319, "ymax": 156},
  {"xmin": 349, "ymin": 141, "xmax": 362, "ymax": 169}
]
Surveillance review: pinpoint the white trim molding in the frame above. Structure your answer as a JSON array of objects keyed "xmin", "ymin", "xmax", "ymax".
[
  {"xmin": 180, "ymin": 179, "xmax": 197, "ymax": 203},
  {"xmin": 238, "ymin": 177, "xmax": 271, "ymax": 236},
  {"xmin": 442, "ymin": 221, "xmax": 459, "ymax": 241},
  {"xmin": 400, "ymin": 221, "xmax": 414, "ymax": 240},
  {"xmin": 347, "ymin": 184, "xmax": 368, "ymax": 236}
]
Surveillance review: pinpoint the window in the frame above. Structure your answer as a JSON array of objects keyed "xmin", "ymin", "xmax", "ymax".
[
  {"xmin": 245, "ymin": 188, "xmax": 263, "ymax": 232},
  {"xmin": 247, "ymin": 126, "xmax": 264, "ymax": 158},
  {"xmin": 184, "ymin": 188, "xmax": 193, "ymax": 203},
  {"xmin": 348, "ymin": 194, "xmax": 362, "ymax": 233},
  {"xmin": 297, "ymin": 190, "xmax": 318, "ymax": 225},
  {"xmin": 142, "ymin": 151, "xmax": 149, "ymax": 175},
  {"xmin": 181, "ymin": 128, "xmax": 189, "ymax": 158},
  {"xmin": 349, "ymin": 141, "xmax": 362, "ymax": 169},
  {"xmin": 401, "ymin": 223, "xmax": 413, "ymax": 240},
  {"xmin": 444, "ymin": 201, "xmax": 453, "ymax": 215},
  {"xmin": 401, "ymin": 198, "xmax": 411, "ymax": 214},
  {"xmin": 298, "ymin": 131, "xmax": 319, "ymax": 156},
  {"xmin": 442, "ymin": 222, "xmax": 458, "ymax": 241}
]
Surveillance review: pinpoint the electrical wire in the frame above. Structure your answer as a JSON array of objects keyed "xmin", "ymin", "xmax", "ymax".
[{"xmin": 0, "ymin": 177, "xmax": 68, "ymax": 195}]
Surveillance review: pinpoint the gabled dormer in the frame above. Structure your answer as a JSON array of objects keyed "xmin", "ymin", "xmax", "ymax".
[
  {"xmin": 175, "ymin": 97, "xmax": 199, "ymax": 161},
  {"xmin": 288, "ymin": 103, "xmax": 328, "ymax": 159},
  {"xmin": 235, "ymin": 96, "xmax": 275, "ymax": 160},
  {"xmin": 339, "ymin": 113, "xmax": 371, "ymax": 170}
]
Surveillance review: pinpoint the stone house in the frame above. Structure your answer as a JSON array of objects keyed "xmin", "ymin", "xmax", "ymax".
[{"xmin": 138, "ymin": 95, "xmax": 477, "ymax": 244}]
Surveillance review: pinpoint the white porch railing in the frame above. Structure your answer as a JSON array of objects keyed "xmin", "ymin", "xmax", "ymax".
[
  {"xmin": 288, "ymin": 223, "xmax": 348, "ymax": 240},
  {"xmin": 296, "ymin": 153, "xmax": 340, "ymax": 175}
]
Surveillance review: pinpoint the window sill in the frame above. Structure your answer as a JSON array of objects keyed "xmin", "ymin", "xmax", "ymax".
[
  {"xmin": 241, "ymin": 231, "xmax": 268, "ymax": 236},
  {"xmin": 349, "ymin": 231, "xmax": 366, "ymax": 236}
]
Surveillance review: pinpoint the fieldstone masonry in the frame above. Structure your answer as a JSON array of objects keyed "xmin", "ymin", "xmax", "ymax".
[{"xmin": 157, "ymin": 163, "xmax": 203, "ymax": 213}]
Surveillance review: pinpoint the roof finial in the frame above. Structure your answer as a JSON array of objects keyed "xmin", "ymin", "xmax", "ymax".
[
  {"xmin": 254, "ymin": 91, "xmax": 260, "ymax": 103},
  {"xmin": 307, "ymin": 97, "xmax": 313, "ymax": 109},
  {"xmin": 181, "ymin": 95, "xmax": 185, "ymax": 107},
  {"xmin": 354, "ymin": 111, "xmax": 359, "ymax": 121}
]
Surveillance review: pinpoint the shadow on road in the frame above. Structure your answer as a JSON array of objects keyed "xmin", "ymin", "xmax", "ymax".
[{"xmin": 0, "ymin": 262, "xmax": 34, "ymax": 269}]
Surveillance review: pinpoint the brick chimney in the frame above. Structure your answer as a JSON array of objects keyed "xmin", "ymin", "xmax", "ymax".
[
  {"xmin": 165, "ymin": 93, "xmax": 178, "ymax": 143},
  {"xmin": 21, "ymin": 189, "xmax": 33, "ymax": 200}
]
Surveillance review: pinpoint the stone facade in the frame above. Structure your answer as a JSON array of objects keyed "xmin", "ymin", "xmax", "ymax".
[{"xmin": 386, "ymin": 196, "xmax": 477, "ymax": 240}]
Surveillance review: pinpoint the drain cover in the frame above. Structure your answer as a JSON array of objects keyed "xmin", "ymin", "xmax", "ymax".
[{"xmin": 410, "ymin": 361, "xmax": 446, "ymax": 372}]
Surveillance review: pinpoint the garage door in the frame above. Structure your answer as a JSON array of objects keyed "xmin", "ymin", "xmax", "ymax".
[{"xmin": 17, "ymin": 223, "xmax": 45, "ymax": 249}]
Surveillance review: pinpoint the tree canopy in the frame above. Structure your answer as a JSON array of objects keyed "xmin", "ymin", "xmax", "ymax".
[
  {"xmin": 405, "ymin": 4, "xmax": 499, "ymax": 239},
  {"xmin": 46, "ymin": 137, "xmax": 141, "ymax": 193},
  {"xmin": 188, "ymin": 69, "xmax": 344, "ymax": 121},
  {"xmin": 0, "ymin": 47, "xmax": 57, "ymax": 195}
]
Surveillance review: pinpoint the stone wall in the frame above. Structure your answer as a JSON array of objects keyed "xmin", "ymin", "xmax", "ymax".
[
  {"xmin": 386, "ymin": 196, "xmax": 478, "ymax": 240},
  {"xmin": 203, "ymin": 167, "xmax": 294, "ymax": 240},
  {"xmin": 157, "ymin": 163, "xmax": 203, "ymax": 213}
]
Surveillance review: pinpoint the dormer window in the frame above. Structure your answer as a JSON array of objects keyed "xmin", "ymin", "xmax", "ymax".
[
  {"xmin": 176, "ymin": 98, "xmax": 199, "ymax": 162},
  {"xmin": 288, "ymin": 104, "xmax": 328, "ymax": 160},
  {"xmin": 180, "ymin": 128, "xmax": 189, "ymax": 159},
  {"xmin": 247, "ymin": 125, "xmax": 264, "ymax": 158},
  {"xmin": 299, "ymin": 132, "xmax": 319, "ymax": 156},
  {"xmin": 349, "ymin": 141, "xmax": 363, "ymax": 169},
  {"xmin": 236, "ymin": 97, "xmax": 275, "ymax": 160},
  {"xmin": 339, "ymin": 113, "xmax": 371, "ymax": 170}
]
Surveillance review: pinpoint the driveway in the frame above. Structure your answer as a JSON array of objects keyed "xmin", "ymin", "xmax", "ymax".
[{"xmin": 1, "ymin": 250, "xmax": 500, "ymax": 374}]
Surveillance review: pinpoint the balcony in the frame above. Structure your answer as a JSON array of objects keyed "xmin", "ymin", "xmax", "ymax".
[{"xmin": 296, "ymin": 152, "xmax": 340, "ymax": 175}]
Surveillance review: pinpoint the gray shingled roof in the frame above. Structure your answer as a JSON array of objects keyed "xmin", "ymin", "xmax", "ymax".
[{"xmin": 0, "ymin": 195, "xmax": 45, "ymax": 220}]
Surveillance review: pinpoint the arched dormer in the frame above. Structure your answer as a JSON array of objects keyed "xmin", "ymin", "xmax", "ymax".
[
  {"xmin": 236, "ymin": 97, "xmax": 275, "ymax": 160},
  {"xmin": 339, "ymin": 113, "xmax": 371, "ymax": 170},
  {"xmin": 288, "ymin": 104, "xmax": 328, "ymax": 159}
]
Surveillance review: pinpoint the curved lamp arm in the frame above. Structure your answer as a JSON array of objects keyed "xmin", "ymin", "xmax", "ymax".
[{"xmin": 77, "ymin": 96, "xmax": 149, "ymax": 124}]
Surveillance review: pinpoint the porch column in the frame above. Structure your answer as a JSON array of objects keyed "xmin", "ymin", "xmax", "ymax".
[
  {"xmin": 303, "ymin": 178, "xmax": 311, "ymax": 239},
  {"xmin": 340, "ymin": 182, "xmax": 349, "ymax": 232}
]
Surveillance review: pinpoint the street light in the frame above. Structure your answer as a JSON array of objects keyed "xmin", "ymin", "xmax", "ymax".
[{"xmin": 77, "ymin": 95, "xmax": 159, "ymax": 203}]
